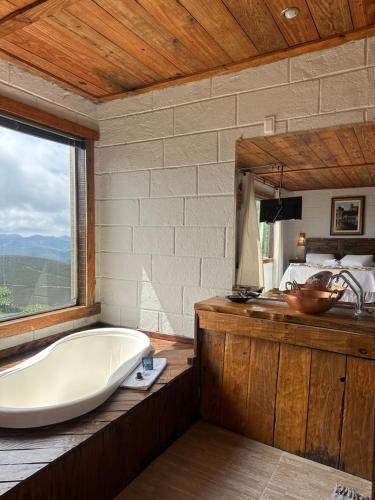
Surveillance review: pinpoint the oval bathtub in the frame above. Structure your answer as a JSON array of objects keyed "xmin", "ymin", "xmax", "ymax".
[{"xmin": 0, "ymin": 327, "xmax": 151, "ymax": 429}]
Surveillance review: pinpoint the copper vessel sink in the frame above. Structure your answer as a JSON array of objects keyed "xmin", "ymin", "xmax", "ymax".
[{"xmin": 283, "ymin": 287, "xmax": 345, "ymax": 315}]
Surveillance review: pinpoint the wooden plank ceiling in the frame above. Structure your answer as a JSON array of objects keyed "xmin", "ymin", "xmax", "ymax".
[
  {"xmin": 236, "ymin": 123, "xmax": 375, "ymax": 191},
  {"xmin": 0, "ymin": 0, "xmax": 375, "ymax": 101}
]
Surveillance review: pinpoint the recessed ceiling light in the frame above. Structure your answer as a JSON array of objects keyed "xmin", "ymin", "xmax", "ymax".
[{"xmin": 281, "ymin": 6, "xmax": 300, "ymax": 20}]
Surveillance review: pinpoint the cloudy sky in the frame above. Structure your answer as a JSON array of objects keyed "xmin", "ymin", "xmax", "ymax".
[{"xmin": 0, "ymin": 125, "xmax": 71, "ymax": 237}]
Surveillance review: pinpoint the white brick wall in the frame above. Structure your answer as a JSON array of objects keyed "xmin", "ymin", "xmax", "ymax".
[
  {"xmin": 95, "ymin": 37, "xmax": 375, "ymax": 338},
  {"xmin": 0, "ymin": 60, "xmax": 97, "ymax": 129}
]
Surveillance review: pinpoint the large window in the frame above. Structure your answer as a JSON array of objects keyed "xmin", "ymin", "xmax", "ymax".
[{"xmin": 0, "ymin": 116, "xmax": 84, "ymax": 322}]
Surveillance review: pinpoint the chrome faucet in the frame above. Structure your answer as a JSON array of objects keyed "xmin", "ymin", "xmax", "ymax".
[{"xmin": 328, "ymin": 270, "xmax": 364, "ymax": 319}]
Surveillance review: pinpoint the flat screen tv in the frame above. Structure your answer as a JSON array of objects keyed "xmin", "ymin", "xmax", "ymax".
[{"xmin": 259, "ymin": 196, "xmax": 302, "ymax": 223}]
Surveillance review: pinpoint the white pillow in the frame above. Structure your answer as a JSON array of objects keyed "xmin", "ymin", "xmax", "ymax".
[
  {"xmin": 340, "ymin": 254, "xmax": 374, "ymax": 267},
  {"xmin": 323, "ymin": 258, "xmax": 339, "ymax": 266},
  {"xmin": 306, "ymin": 253, "xmax": 335, "ymax": 264}
]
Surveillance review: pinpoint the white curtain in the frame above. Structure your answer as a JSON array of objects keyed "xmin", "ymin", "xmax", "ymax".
[
  {"xmin": 236, "ymin": 174, "xmax": 264, "ymax": 288},
  {"xmin": 272, "ymin": 221, "xmax": 284, "ymax": 288}
]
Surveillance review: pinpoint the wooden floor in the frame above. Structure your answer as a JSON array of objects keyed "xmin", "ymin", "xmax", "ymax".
[
  {"xmin": 0, "ymin": 337, "xmax": 196, "ymax": 498},
  {"xmin": 117, "ymin": 421, "xmax": 372, "ymax": 500}
]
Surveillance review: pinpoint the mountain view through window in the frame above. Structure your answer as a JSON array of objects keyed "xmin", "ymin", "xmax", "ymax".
[{"xmin": 0, "ymin": 123, "xmax": 77, "ymax": 321}]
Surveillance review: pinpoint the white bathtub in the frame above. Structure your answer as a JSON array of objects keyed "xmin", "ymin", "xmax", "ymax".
[{"xmin": 0, "ymin": 327, "xmax": 151, "ymax": 429}]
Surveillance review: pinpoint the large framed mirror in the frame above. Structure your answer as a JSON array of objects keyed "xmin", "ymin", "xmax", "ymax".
[{"xmin": 234, "ymin": 122, "xmax": 375, "ymax": 308}]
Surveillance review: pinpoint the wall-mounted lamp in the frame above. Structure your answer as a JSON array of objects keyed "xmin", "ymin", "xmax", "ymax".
[{"xmin": 297, "ymin": 232, "xmax": 306, "ymax": 246}]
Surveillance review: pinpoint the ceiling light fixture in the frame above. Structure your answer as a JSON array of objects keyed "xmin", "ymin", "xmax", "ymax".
[{"xmin": 281, "ymin": 6, "xmax": 300, "ymax": 20}]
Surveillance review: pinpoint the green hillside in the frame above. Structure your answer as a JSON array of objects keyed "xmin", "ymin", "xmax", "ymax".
[
  {"xmin": 0, "ymin": 255, "xmax": 72, "ymax": 317},
  {"xmin": 0, "ymin": 255, "xmax": 70, "ymax": 286}
]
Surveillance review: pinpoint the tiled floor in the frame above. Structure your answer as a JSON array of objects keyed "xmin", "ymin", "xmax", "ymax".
[{"xmin": 117, "ymin": 420, "xmax": 371, "ymax": 500}]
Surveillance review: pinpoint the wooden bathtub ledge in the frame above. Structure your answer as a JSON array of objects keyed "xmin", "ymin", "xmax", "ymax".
[{"xmin": 0, "ymin": 338, "xmax": 198, "ymax": 499}]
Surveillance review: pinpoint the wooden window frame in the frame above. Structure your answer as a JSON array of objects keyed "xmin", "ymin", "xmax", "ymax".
[{"xmin": 0, "ymin": 95, "xmax": 100, "ymax": 339}]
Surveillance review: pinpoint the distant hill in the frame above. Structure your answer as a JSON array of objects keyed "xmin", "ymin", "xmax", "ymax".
[
  {"xmin": 0, "ymin": 234, "xmax": 71, "ymax": 263},
  {"xmin": 0, "ymin": 254, "xmax": 72, "ymax": 308}
]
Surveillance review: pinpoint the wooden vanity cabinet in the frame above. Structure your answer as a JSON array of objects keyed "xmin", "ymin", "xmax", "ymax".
[{"xmin": 195, "ymin": 298, "xmax": 375, "ymax": 480}]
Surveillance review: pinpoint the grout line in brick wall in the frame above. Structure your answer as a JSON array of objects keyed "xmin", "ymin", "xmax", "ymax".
[
  {"xmin": 95, "ymin": 127, "xmax": 248, "ymax": 149},
  {"xmin": 234, "ymin": 94, "xmax": 238, "ymax": 126},
  {"xmin": 287, "ymin": 57, "xmax": 291, "ymax": 83},
  {"xmin": 98, "ymin": 91, "xmax": 254, "ymax": 121},
  {"xmin": 96, "ymin": 193, "xmax": 235, "ymax": 203},
  {"xmin": 170, "ymin": 124, "xmax": 249, "ymax": 139},
  {"xmin": 94, "ymin": 159, "xmax": 237, "ymax": 176},
  {"xmin": 217, "ymin": 129, "xmax": 224, "ymax": 163},
  {"xmin": 365, "ymin": 37, "xmax": 369, "ymax": 66},
  {"xmin": 318, "ymin": 79, "xmax": 322, "ymax": 114}
]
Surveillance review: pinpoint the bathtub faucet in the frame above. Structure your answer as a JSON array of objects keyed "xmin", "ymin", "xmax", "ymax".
[{"xmin": 328, "ymin": 270, "xmax": 364, "ymax": 319}]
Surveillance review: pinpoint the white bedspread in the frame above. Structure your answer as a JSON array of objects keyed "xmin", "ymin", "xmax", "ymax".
[{"xmin": 279, "ymin": 263, "xmax": 375, "ymax": 303}]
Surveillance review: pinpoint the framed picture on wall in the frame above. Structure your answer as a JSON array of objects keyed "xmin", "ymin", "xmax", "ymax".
[{"xmin": 330, "ymin": 196, "xmax": 365, "ymax": 235}]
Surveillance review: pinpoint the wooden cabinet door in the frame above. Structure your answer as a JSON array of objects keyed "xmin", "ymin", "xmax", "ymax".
[
  {"xmin": 305, "ymin": 350, "xmax": 346, "ymax": 468},
  {"xmin": 221, "ymin": 333, "xmax": 251, "ymax": 433},
  {"xmin": 245, "ymin": 338, "xmax": 279, "ymax": 445},
  {"xmin": 274, "ymin": 344, "xmax": 311, "ymax": 455},
  {"xmin": 200, "ymin": 330, "xmax": 225, "ymax": 424},
  {"xmin": 340, "ymin": 356, "xmax": 375, "ymax": 480}
]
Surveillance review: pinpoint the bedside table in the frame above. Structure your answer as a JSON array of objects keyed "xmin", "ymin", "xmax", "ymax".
[{"xmin": 289, "ymin": 258, "xmax": 306, "ymax": 264}]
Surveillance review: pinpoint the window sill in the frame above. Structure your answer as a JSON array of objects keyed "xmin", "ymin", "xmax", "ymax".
[{"xmin": 0, "ymin": 303, "xmax": 101, "ymax": 339}]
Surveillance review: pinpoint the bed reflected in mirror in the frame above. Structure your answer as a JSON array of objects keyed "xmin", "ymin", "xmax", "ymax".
[{"xmin": 234, "ymin": 122, "xmax": 375, "ymax": 309}]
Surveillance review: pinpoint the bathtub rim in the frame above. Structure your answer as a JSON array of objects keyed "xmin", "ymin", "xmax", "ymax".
[{"xmin": 0, "ymin": 327, "xmax": 151, "ymax": 414}]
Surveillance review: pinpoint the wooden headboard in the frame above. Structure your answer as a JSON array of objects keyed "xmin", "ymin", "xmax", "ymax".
[{"xmin": 305, "ymin": 238, "xmax": 375, "ymax": 260}]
